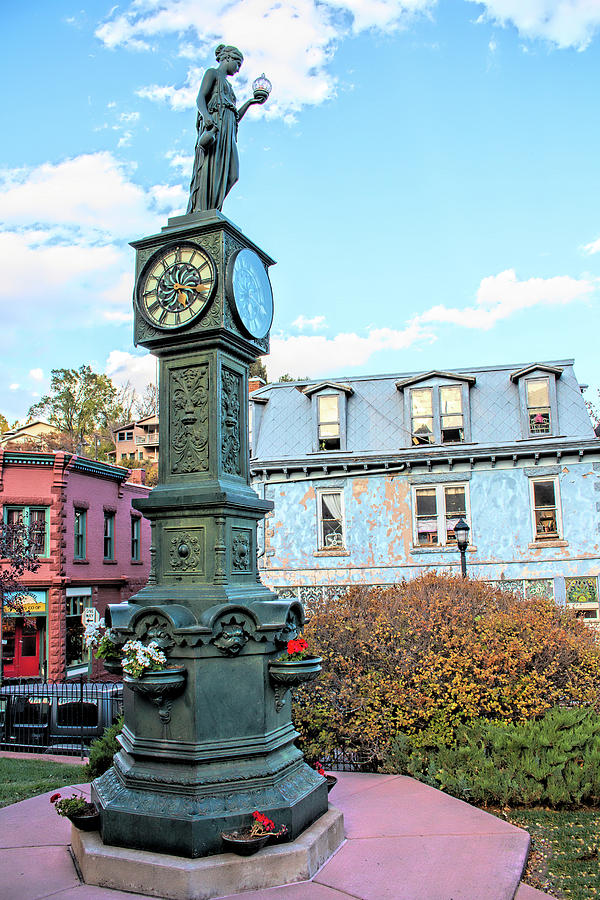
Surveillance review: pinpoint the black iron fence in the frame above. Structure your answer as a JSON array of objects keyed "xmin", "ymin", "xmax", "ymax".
[
  {"xmin": 318, "ymin": 748, "xmax": 379, "ymax": 773},
  {"xmin": 0, "ymin": 679, "xmax": 122, "ymax": 758}
]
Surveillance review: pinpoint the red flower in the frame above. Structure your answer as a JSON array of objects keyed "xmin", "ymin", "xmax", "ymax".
[
  {"xmin": 314, "ymin": 762, "xmax": 326, "ymax": 777},
  {"xmin": 287, "ymin": 637, "xmax": 308, "ymax": 655},
  {"xmin": 50, "ymin": 793, "xmax": 61, "ymax": 803}
]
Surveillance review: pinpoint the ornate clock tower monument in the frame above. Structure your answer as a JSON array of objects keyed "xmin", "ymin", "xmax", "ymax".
[{"xmin": 91, "ymin": 51, "xmax": 329, "ymax": 859}]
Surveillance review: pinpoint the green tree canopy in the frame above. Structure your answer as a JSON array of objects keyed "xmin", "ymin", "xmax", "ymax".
[
  {"xmin": 28, "ymin": 365, "xmax": 125, "ymax": 450},
  {"xmin": 0, "ymin": 414, "xmax": 9, "ymax": 433}
]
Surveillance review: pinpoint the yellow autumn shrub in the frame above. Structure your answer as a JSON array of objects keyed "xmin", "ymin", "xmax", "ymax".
[{"xmin": 293, "ymin": 573, "xmax": 600, "ymax": 762}]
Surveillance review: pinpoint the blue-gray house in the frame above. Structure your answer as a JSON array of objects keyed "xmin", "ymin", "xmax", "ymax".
[{"xmin": 249, "ymin": 359, "xmax": 600, "ymax": 620}]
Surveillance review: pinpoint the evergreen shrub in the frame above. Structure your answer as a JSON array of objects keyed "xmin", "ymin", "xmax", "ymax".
[
  {"xmin": 85, "ymin": 716, "xmax": 123, "ymax": 779},
  {"xmin": 385, "ymin": 706, "xmax": 600, "ymax": 808},
  {"xmin": 293, "ymin": 574, "xmax": 600, "ymax": 765}
]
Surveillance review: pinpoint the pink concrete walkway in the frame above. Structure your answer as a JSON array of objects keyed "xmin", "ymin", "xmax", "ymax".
[{"xmin": 0, "ymin": 773, "xmax": 551, "ymax": 900}]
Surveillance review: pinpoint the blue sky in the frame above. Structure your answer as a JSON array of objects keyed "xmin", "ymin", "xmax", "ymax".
[{"xmin": 2, "ymin": 0, "xmax": 599, "ymax": 423}]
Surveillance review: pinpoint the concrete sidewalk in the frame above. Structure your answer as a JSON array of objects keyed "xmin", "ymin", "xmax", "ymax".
[{"xmin": 0, "ymin": 773, "xmax": 550, "ymax": 899}]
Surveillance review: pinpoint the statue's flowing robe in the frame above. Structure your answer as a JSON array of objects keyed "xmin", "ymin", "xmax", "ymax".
[{"xmin": 187, "ymin": 74, "xmax": 239, "ymax": 213}]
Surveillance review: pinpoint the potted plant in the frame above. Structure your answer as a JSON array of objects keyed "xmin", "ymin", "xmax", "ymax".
[
  {"xmin": 315, "ymin": 760, "xmax": 337, "ymax": 793},
  {"xmin": 122, "ymin": 640, "xmax": 186, "ymax": 725},
  {"xmin": 221, "ymin": 810, "xmax": 288, "ymax": 855},
  {"xmin": 84, "ymin": 621, "xmax": 123, "ymax": 674},
  {"xmin": 50, "ymin": 791, "xmax": 100, "ymax": 831},
  {"xmin": 268, "ymin": 637, "xmax": 322, "ymax": 711}
]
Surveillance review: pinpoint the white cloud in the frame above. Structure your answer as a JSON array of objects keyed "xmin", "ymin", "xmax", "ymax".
[
  {"xmin": 292, "ymin": 314, "xmax": 327, "ymax": 330},
  {"xmin": 0, "ymin": 152, "xmax": 177, "ymax": 239},
  {"xmin": 9, "ymin": 384, "xmax": 19, "ymax": 391},
  {"xmin": 103, "ymin": 266, "xmax": 597, "ymax": 386},
  {"xmin": 414, "ymin": 269, "xmax": 596, "ymax": 331},
  {"xmin": 29, "ymin": 369, "xmax": 44, "ymax": 381},
  {"xmin": 582, "ymin": 237, "xmax": 600, "ymax": 255},
  {"xmin": 268, "ymin": 321, "xmax": 433, "ymax": 378},
  {"xmin": 0, "ymin": 153, "xmax": 186, "ymax": 341},
  {"xmin": 97, "ymin": 0, "xmax": 435, "ymax": 119},
  {"xmin": 468, "ymin": 0, "xmax": 600, "ymax": 50},
  {"xmin": 105, "ymin": 350, "xmax": 157, "ymax": 394},
  {"xmin": 166, "ymin": 150, "xmax": 194, "ymax": 176}
]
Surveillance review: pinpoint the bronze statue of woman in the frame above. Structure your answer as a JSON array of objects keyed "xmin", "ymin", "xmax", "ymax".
[{"xmin": 187, "ymin": 45, "xmax": 267, "ymax": 214}]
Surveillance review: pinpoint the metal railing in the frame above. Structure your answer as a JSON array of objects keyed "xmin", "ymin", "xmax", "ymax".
[{"xmin": 0, "ymin": 679, "xmax": 122, "ymax": 758}]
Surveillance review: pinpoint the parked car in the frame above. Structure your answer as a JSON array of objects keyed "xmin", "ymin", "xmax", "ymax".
[{"xmin": 0, "ymin": 681, "xmax": 123, "ymax": 755}]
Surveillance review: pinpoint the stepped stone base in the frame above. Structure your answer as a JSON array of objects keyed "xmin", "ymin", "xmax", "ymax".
[{"xmin": 71, "ymin": 806, "xmax": 344, "ymax": 900}]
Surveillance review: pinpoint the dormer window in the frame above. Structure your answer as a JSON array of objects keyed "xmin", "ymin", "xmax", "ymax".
[
  {"xmin": 398, "ymin": 371, "xmax": 475, "ymax": 448},
  {"xmin": 303, "ymin": 381, "xmax": 353, "ymax": 453},
  {"xmin": 318, "ymin": 394, "xmax": 340, "ymax": 450},
  {"xmin": 411, "ymin": 389, "xmax": 434, "ymax": 445},
  {"xmin": 440, "ymin": 386, "xmax": 464, "ymax": 443},
  {"xmin": 510, "ymin": 363, "xmax": 562, "ymax": 440},
  {"xmin": 526, "ymin": 378, "xmax": 551, "ymax": 436}
]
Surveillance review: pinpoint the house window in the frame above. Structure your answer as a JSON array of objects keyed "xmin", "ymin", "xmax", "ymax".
[
  {"xmin": 131, "ymin": 517, "xmax": 141, "ymax": 561},
  {"xmin": 440, "ymin": 386, "xmax": 464, "ymax": 443},
  {"xmin": 66, "ymin": 593, "xmax": 91, "ymax": 670},
  {"xmin": 530, "ymin": 478, "xmax": 561, "ymax": 540},
  {"xmin": 413, "ymin": 484, "xmax": 469, "ymax": 546},
  {"xmin": 103, "ymin": 513, "xmax": 115, "ymax": 560},
  {"xmin": 3, "ymin": 506, "xmax": 49, "ymax": 557},
  {"xmin": 526, "ymin": 378, "xmax": 551, "ymax": 435},
  {"xmin": 318, "ymin": 491, "xmax": 345, "ymax": 550},
  {"xmin": 74, "ymin": 509, "xmax": 86, "ymax": 560},
  {"xmin": 318, "ymin": 395, "xmax": 340, "ymax": 450},
  {"xmin": 411, "ymin": 389, "xmax": 434, "ymax": 445}
]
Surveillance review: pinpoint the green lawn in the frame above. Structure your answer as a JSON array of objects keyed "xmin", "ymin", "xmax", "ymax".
[
  {"xmin": 0, "ymin": 757, "xmax": 87, "ymax": 808},
  {"xmin": 504, "ymin": 809, "xmax": 600, "ymax": 899}
]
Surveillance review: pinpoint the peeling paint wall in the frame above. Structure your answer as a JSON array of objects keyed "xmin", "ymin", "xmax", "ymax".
[{"xmin": 259, "ymin": 459, "xmax": 600, "ymax": 589}]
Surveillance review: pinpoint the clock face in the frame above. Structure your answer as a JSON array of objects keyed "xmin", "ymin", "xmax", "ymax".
[
  {"xmin": 137, "ymin": 243, "xmax": 216, "ymax": 330},
  {"xmin": 228, "ymin": 248, "xmax": 274, "ymax": 339}
]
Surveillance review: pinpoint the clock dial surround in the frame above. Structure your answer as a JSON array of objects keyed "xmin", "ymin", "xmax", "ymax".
[
  {"xmin": 227, "ymin": 248, "xmax": 274, "ymax": 340},
  {"xmin": 137, "ymin": 242, "xmax": 217, "ymax": 330}
]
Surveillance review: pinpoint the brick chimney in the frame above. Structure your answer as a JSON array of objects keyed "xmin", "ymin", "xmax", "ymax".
[
  {"xmin": 249, "ymin": 377, "xmax": 266, "ymax": 395},
  {"xmin": 128, "ymin": 468, "xmax": 146, "ymax": 485}
]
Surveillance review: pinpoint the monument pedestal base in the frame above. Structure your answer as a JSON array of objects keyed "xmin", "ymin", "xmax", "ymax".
[{"xmin": 71, "ymin": 807, "xmax": 344, "ymax": 900}]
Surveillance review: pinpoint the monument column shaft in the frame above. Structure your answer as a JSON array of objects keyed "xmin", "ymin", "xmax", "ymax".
[{"xmin": 92, "ymin": 213, "xmax": 328, "ymax": 858}]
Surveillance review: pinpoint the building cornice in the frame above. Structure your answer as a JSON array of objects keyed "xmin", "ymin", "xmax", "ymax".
[{"xmin": 250, "ymin": 438, "xmax": 600, "ymax": 480}]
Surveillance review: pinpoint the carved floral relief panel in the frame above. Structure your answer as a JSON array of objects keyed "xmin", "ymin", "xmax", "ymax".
[
  {"xmin": 231, "ymin": 528, "xmax": 252, "ymax": 572},
  {"xmin": 221, "ymin": 367, "xmax": 242, "ymax": 476},
  {"xmin": 170, "ymin": 364, "xmax": 209, "ymax": 474}
]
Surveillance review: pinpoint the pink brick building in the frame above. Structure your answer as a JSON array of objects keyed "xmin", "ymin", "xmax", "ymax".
[{"xmin": 0, "ymin": 450, "xmax": 151, "ymax": 681}]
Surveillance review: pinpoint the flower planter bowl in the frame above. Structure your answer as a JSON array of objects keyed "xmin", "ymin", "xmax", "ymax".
[
  {"xmin": 268, "ymin": 655, "xmax": 322, "ymax": 687},
  {"xmin": 221, "ymin": 831, "xmax": 270, "ymax": 856},
  {"xmin": 326, "ymin": 774, "xmax": 338, "ymax": 794},
  {"xmin": 124, "ymin": 666, "xmax": 187, "ymax": 725},
  {"xmin": 268, "ymin": 656, "xmax": 322, "ymax": 712},
  {"xmin": 102, "ymin": 659, "xmax": 123, "ymax": 676},
  {"xmin": 123, "ymin": 665, "xmax": 187, "ymax": 698},
  {"xmin": 68, "ymin": 810, "xmax": 100, "ymax": 831}
]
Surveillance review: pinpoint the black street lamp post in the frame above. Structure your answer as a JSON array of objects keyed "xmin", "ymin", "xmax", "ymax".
[{"xmin": 454, "ymin": 518, "xmax": 470, "ymax": 578}]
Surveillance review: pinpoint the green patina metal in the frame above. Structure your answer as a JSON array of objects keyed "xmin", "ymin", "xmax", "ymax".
[{"xmin": 92, "ymin": 209, "xmax": 328, "ymax": 858}]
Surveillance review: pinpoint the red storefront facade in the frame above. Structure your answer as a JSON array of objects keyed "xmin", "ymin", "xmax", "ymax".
[{"xmin": 0, "ymin": 450, "xmax": 151, "ymax": 682}]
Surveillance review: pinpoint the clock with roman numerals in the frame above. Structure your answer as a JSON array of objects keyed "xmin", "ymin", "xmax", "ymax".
[{"xmin": 136, "ymin": 242, "xmax": 216, "ymax": 330}]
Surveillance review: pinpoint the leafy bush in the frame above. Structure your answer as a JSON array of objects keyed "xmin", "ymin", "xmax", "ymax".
[
  {"xmin": 293, "ymin": 574, "xmax": 600, "ymax": 763},
  {"xmin": 383, "ymin": 707, "xmax": 600, "ymax": 808},
  {"xmin": 85, "ymin": 716, "xmax": 123, "ymax": 779}
]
